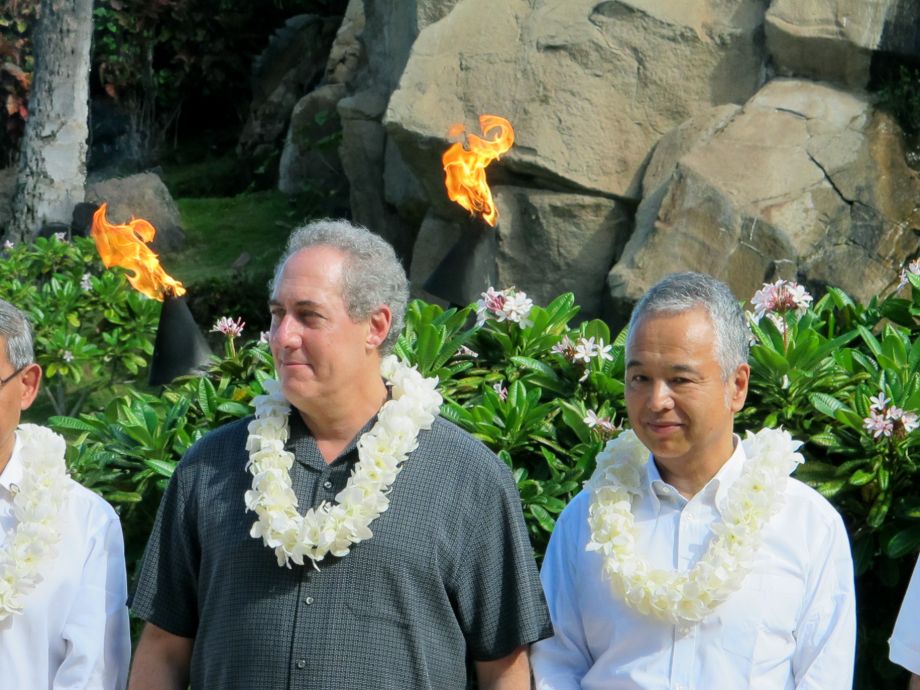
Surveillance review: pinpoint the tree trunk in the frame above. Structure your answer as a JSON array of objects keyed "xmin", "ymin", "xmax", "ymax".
[{"xmin": 5, "ymin": 0, "xmax": 93, "ymax": 243}]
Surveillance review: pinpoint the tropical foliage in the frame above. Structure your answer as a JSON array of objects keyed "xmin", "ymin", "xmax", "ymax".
[{"xmin": 4, "ymin": 236, "xmax": 918, "ymax": 687}]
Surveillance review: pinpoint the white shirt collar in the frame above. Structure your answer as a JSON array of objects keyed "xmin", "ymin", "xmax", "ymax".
[
  {"xmin": 0, "ymin": 432, "xmax": 23, "ymax": 495},
  {"xmin": 645, "ymin": 434, "xmax": 745, "ymax": 516}
]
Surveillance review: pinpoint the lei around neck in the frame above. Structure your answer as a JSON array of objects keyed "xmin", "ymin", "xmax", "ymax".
[
  {"xmin": 586, "ymin": 428, "xmax": 803, "ymax": 627},
  {"xmin": 0, "ymin": 424, "xmax": 71, "ymax": 624},
  {"xmin": 244, "ymin": 355, "xmax": 443, "ymax": 569}
]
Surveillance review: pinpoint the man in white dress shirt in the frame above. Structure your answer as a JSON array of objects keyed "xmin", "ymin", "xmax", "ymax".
[
  {"xmin": 891, "ymin": 556, "xmax": 920, "ymax": 689},
  {"xmin": 532, "ymin": 272, "xmax": 856, "ymax": 689},
  {"xmin": 0, "ymin": 299, "xmax": 131, "ymax": 689}
]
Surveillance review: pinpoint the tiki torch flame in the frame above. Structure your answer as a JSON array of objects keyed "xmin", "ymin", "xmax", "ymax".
[
  {"xmin": 90, "ymin": 203, "xmax": 185, "ymax": 301},
  {"xmin": 442, "ymin": 114, "xmax": 514, "ymax": 227}
]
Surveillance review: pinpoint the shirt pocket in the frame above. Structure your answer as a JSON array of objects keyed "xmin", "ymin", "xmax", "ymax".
[{"xmin": 719, "ymin": 571, "xmax": 804, "ymax": 662}]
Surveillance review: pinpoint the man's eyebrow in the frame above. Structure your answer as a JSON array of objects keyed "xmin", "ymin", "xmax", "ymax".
[
  {"xmin": 625, "ymin": 360, "xmax": 700, "ymax": 374},
  {"xmin": 268, "ymin": 299, "xmax": 323, "ymax": 309}
]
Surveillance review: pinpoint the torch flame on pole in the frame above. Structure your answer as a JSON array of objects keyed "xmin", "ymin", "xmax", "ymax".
[
  {"xmin": 90, "ymin": 203, "xmax": 186, "ymax": 301},
  {"xmin": 442, "ymin": 114, "xmax": 514, "ymax": 227}
]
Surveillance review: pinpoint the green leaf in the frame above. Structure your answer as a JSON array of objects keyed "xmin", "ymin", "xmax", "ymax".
[
  {"xmin": 884, "ymin": 525, "xmax": 920, "ymax": 559},
  {"xmin": 143, "ymin": 459, "xmax": 177, "ymax": 478}
]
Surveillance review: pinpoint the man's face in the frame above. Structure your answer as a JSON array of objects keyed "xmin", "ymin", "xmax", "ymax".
[
  {"xmin": 624, "ymin": 307, "xmax": 749, "ymax": 470},
  {"xmin": 268, "ymin": 246, "xmax": 390, "ymax": 413},
  {"xmin": 0, "ymin": 337, "xmax": 41, "ymax": 468}
]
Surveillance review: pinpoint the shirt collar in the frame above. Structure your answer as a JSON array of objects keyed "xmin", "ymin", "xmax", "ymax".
[
  {"xmin": 0, "ymin": 432, "xmax": 24, "ymax": 495},
  {"xmin": 645, "ymin": 434, "xmax": 746, "ymax": 515}
]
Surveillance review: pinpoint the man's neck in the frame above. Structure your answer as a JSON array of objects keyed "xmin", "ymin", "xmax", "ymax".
[
  {"xmin": 296, "ymin": 378, "xmax": 389, "ymax": 464},
  {"xmin": 654, "ymin": 438, "xmax": 737, "ymax": 500}
]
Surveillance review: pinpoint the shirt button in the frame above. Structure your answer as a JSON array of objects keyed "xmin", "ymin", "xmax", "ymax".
[
  {"xmin": 305, "ymin": 596, "xmax": 314, "ymax": 605},
  {"xmin": 323, "ymin": 480, "xmax": 333, "ymax": 490},
  {"xmin": 295, "ymin": 659, "xmax": 306, "ymax": 669}
]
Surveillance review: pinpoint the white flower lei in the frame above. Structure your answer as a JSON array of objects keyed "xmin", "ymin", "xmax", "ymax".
[
  {"xmin": 0, "ymin": 424, "xmax": 71, "ymax": 623},
  {"xmin": 244, "ymin": 355, "xmax": 442, "ymax": 569},
  {"xmin": 586, "ymin": 427, "xmax": 803, "ymax": 627}
]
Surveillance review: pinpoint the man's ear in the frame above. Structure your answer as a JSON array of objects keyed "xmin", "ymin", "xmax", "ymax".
[
  {"xmin": 18, "ymin": 363, "xmax": 42, "ymax": 412},
  {"xmin": 730, "ymin": 362, "xmax": 750, "ymax": 413},
  {"xmin": 367, "ymin": 305, "xmax": 392, "ymax": 350}
]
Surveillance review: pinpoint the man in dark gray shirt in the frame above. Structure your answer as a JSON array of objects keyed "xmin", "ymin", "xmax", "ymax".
[{"xmin": 128, "ymin": 219, "xmax": 552, "ymax": 690}]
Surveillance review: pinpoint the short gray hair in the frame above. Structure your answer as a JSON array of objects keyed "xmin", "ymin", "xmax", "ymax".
[
  {"xmin": 627, "ymin": 272, "xmax": 750, "ymax": 379},
  {"xmin": 0, "ymin": 299, "xmax": 34, "ymax": 369},
  {"xmin": 271, "ymin": 218, "xmax": 409, "ymax": 354}
]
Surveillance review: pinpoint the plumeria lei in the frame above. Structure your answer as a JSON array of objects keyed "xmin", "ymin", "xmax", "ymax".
[
  {"xmin": 244, "ymin": 355, "xmax": 442, "ymax": 569},
  {"xmin": 586, "ymin": 427, "xmax": 803, "ymax": 627},
  {"xmin": 0, "ymin": 424, "xmax": 71, "ymax": 623}
]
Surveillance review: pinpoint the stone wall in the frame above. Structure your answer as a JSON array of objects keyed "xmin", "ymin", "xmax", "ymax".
[{"xmin": 278, "ymin": 0, "xmax": 920, "ymax": 321}]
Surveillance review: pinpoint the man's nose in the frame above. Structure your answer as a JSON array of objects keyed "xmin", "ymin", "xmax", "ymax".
[
  {"xmin": 272, "ymin": 316, "xmax": 299, "ymax": 348},
  {"xmin": 647, "ymin": 380, "xmax": 675, "ymax": 411}
]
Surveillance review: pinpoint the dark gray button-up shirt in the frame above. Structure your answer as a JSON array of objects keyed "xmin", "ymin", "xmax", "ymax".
[{"xmin": 132, "ymin": 412, "xmax": 552, "ymax": 689}]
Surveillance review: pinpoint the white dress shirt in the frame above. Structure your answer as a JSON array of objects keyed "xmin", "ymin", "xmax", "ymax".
[
  {"xmin": 532, "ymin": 439, "xmax": 856, "ymax": 690},
  {"xmin": 891, "ymin": 556, "xmax": 920, "ymax": 675},
  {"xmin": 0, "ymin": 433, "xmax": 131, "ymax": 689}
]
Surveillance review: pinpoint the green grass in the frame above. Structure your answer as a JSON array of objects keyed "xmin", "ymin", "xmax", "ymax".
[{"xmin": 168, "ymin": 190, "xmax": 321, "ymax": 285}]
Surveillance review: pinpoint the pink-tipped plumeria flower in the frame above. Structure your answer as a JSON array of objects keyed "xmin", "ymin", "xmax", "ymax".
[
  {"xmin": 492, "ymin": 382, "xmax": 508, "ymax": 401},
  {"xmin": 211, "ymin": 316, "xmax": 245, "ymax": 338},
  {"xmin": 475, "ymin": 287, "xmax": 534, "ymax": 328},
  {"xmin": 583, "ymin": 409, "xmax": 617, "ymax": 436},
  {"xmin": 897, "ymin": 259, "xmax": 920, "ymax": 291},
  {"xmin": 750, "ymin": 279, "xmax": 813, "ymax": 321},
  {"xmin": 863, "ymin": 390, "xmax": 918, "ymax": 440}
]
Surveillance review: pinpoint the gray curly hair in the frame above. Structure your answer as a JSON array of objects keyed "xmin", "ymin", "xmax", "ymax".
[
  {"xmin": 0, "ymin": 299, "xmax": 34, "ymax": 370},
  {"xmin": 627, "ymin": 272, "xmax": 750, "ymax": 380},
  {"xmin": 271, "ymin": 219, "xmax": 409, "ymax": 354}
]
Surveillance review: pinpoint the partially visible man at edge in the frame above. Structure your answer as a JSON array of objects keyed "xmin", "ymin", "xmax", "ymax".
[
  {"xmin": 890, "ymin": 555, "xmax": 920, "ymax": 689},
  {"xmin": 127, "ymin": 218, "xmax": 553, "ymax": 690},
  {"xmin": 532, "ymin": 272, "xmax": 856, "ymax": 689},
  {"xmin": 0, "ymin": 299, "xmax": 131, "ymax": 688}
]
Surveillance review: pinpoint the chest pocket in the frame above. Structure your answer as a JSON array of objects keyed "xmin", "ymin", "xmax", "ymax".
[{"xmin": 718, "ymin": 571, "xmax": 804, "ymax": 663}]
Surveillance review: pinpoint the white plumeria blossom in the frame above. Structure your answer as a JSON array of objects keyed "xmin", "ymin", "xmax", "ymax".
[
  {"xmin": 586, "ymin": 427, "xmax": 803, "ymax": 626},
  {"xmin": 0, "ymin": 425, "xmax": 71, "ymax": 622},
  {"xmin": 245, "ymin": 356, "xmax": 442, "ymax": 569}
]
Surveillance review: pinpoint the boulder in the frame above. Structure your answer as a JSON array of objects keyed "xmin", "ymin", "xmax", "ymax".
[
  {"xmin": 336, "ymin": 1, "xmax": 461, "ymax": 263},
  {"xmin": 237, "ymin": 15, "xmax": 340, "ymax": 164},
  {"xmin": 323, "ymin": 0, "xmax": 366, "ymax": 87},
  {"xmin": 766, "ymin": 0, "xmax": 920, "ymax": 88},
  {"xmin": 0, "ymin": 167, "xmax": 14, "ymax": 235},
  {"xmin": 385, "ymin": 0, "xmax": 768, "ymax": 205},
  {"xmin": 278, "ymin": 83, "xmax": 349, "ymax": 200},
  {"xmin": 608, "ymin": 79, "xmax": 920, "ymax": 319},
  {"xmin": 411, "ymin": 187, "xmax": 632, "ymax": 318},
  {"xmin": 85, "ymin": 172, "xmax": 185, "ymax": 254}
]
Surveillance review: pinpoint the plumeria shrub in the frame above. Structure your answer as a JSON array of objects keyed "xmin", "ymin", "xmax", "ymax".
[
  {"xmin": 43, "ymin": 267, "xmax": 919, "ymax": 687},
  {"xmin": 0, "ymin": 235, "xmax": 160, "ymax": 416}
]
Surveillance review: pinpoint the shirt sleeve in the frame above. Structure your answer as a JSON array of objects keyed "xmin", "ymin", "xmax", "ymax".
[
  {"xmin": 531, "ymin": 492, "xmax": 593, "ymax": 690},
  {"xmin": 54, "ymin": 501, "xmax": 131, "ymax": 690},
  {"xmin": 791, "ymin": 506, "xmax": 856, "ymax": 689},
  {"xmin": 890, "ymin": 556, "xmax": 920, "ymax": 675},
  {"xmin": 449, "ymin": 459, "xmax": 553, "ymax": 660},
  {"xmin": 130, "ymin": 460, "xmax": 200, "ymax": 638}
]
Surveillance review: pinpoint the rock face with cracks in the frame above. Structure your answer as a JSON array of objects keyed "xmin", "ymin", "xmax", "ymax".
[
  {"xmin": 269, "ymin": 0, "xmax": 920, "ymax": 322},
  {"xmin": 608, "ymin": 79, "xmax": 920, "ymax": 315}
]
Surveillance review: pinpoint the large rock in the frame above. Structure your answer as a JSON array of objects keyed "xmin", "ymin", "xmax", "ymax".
[
  {"xmin": 766, "ymin": 0, "xmax": 920, "ymax": 88},
  {"xmin": 85, "ymin": 172, "xmax": 185, "ymax": 254},
  {"xmin": 411, "ymin": 187, "xmax": 631, "ymax": 318},
  {"xmin": 608, "ymin": 79, "xmax": 920, "ymax": 318},
  {"xmin": 278, "ymin": 83, "xmax": 348, "ymax": 199},
  {"xmin": 0, "ymin": 168, "xmax": 14, "ymax": 235},
  {"xmin": 323, "ymin": 0, "xmax": 365, "ymax": 87},
  {"xmin": 237, "ymin": 15, "xmax": 339, "ymax": 165},
  {"xmin": 386, "ymin": 0, "xmax": 767, "ymax": 206},
  {"xmin": 336, "ymin": 0, "xmax": 462, "ymax": 261}
]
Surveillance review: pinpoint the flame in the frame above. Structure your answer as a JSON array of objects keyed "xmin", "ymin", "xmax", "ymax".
[
  {"xmin": 442, "ymin": 114, "xmax": 514, "ymax": 227},
  {"xmin": 90, "ymin": 203, "xmax": 186, "ymax": 301}
]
